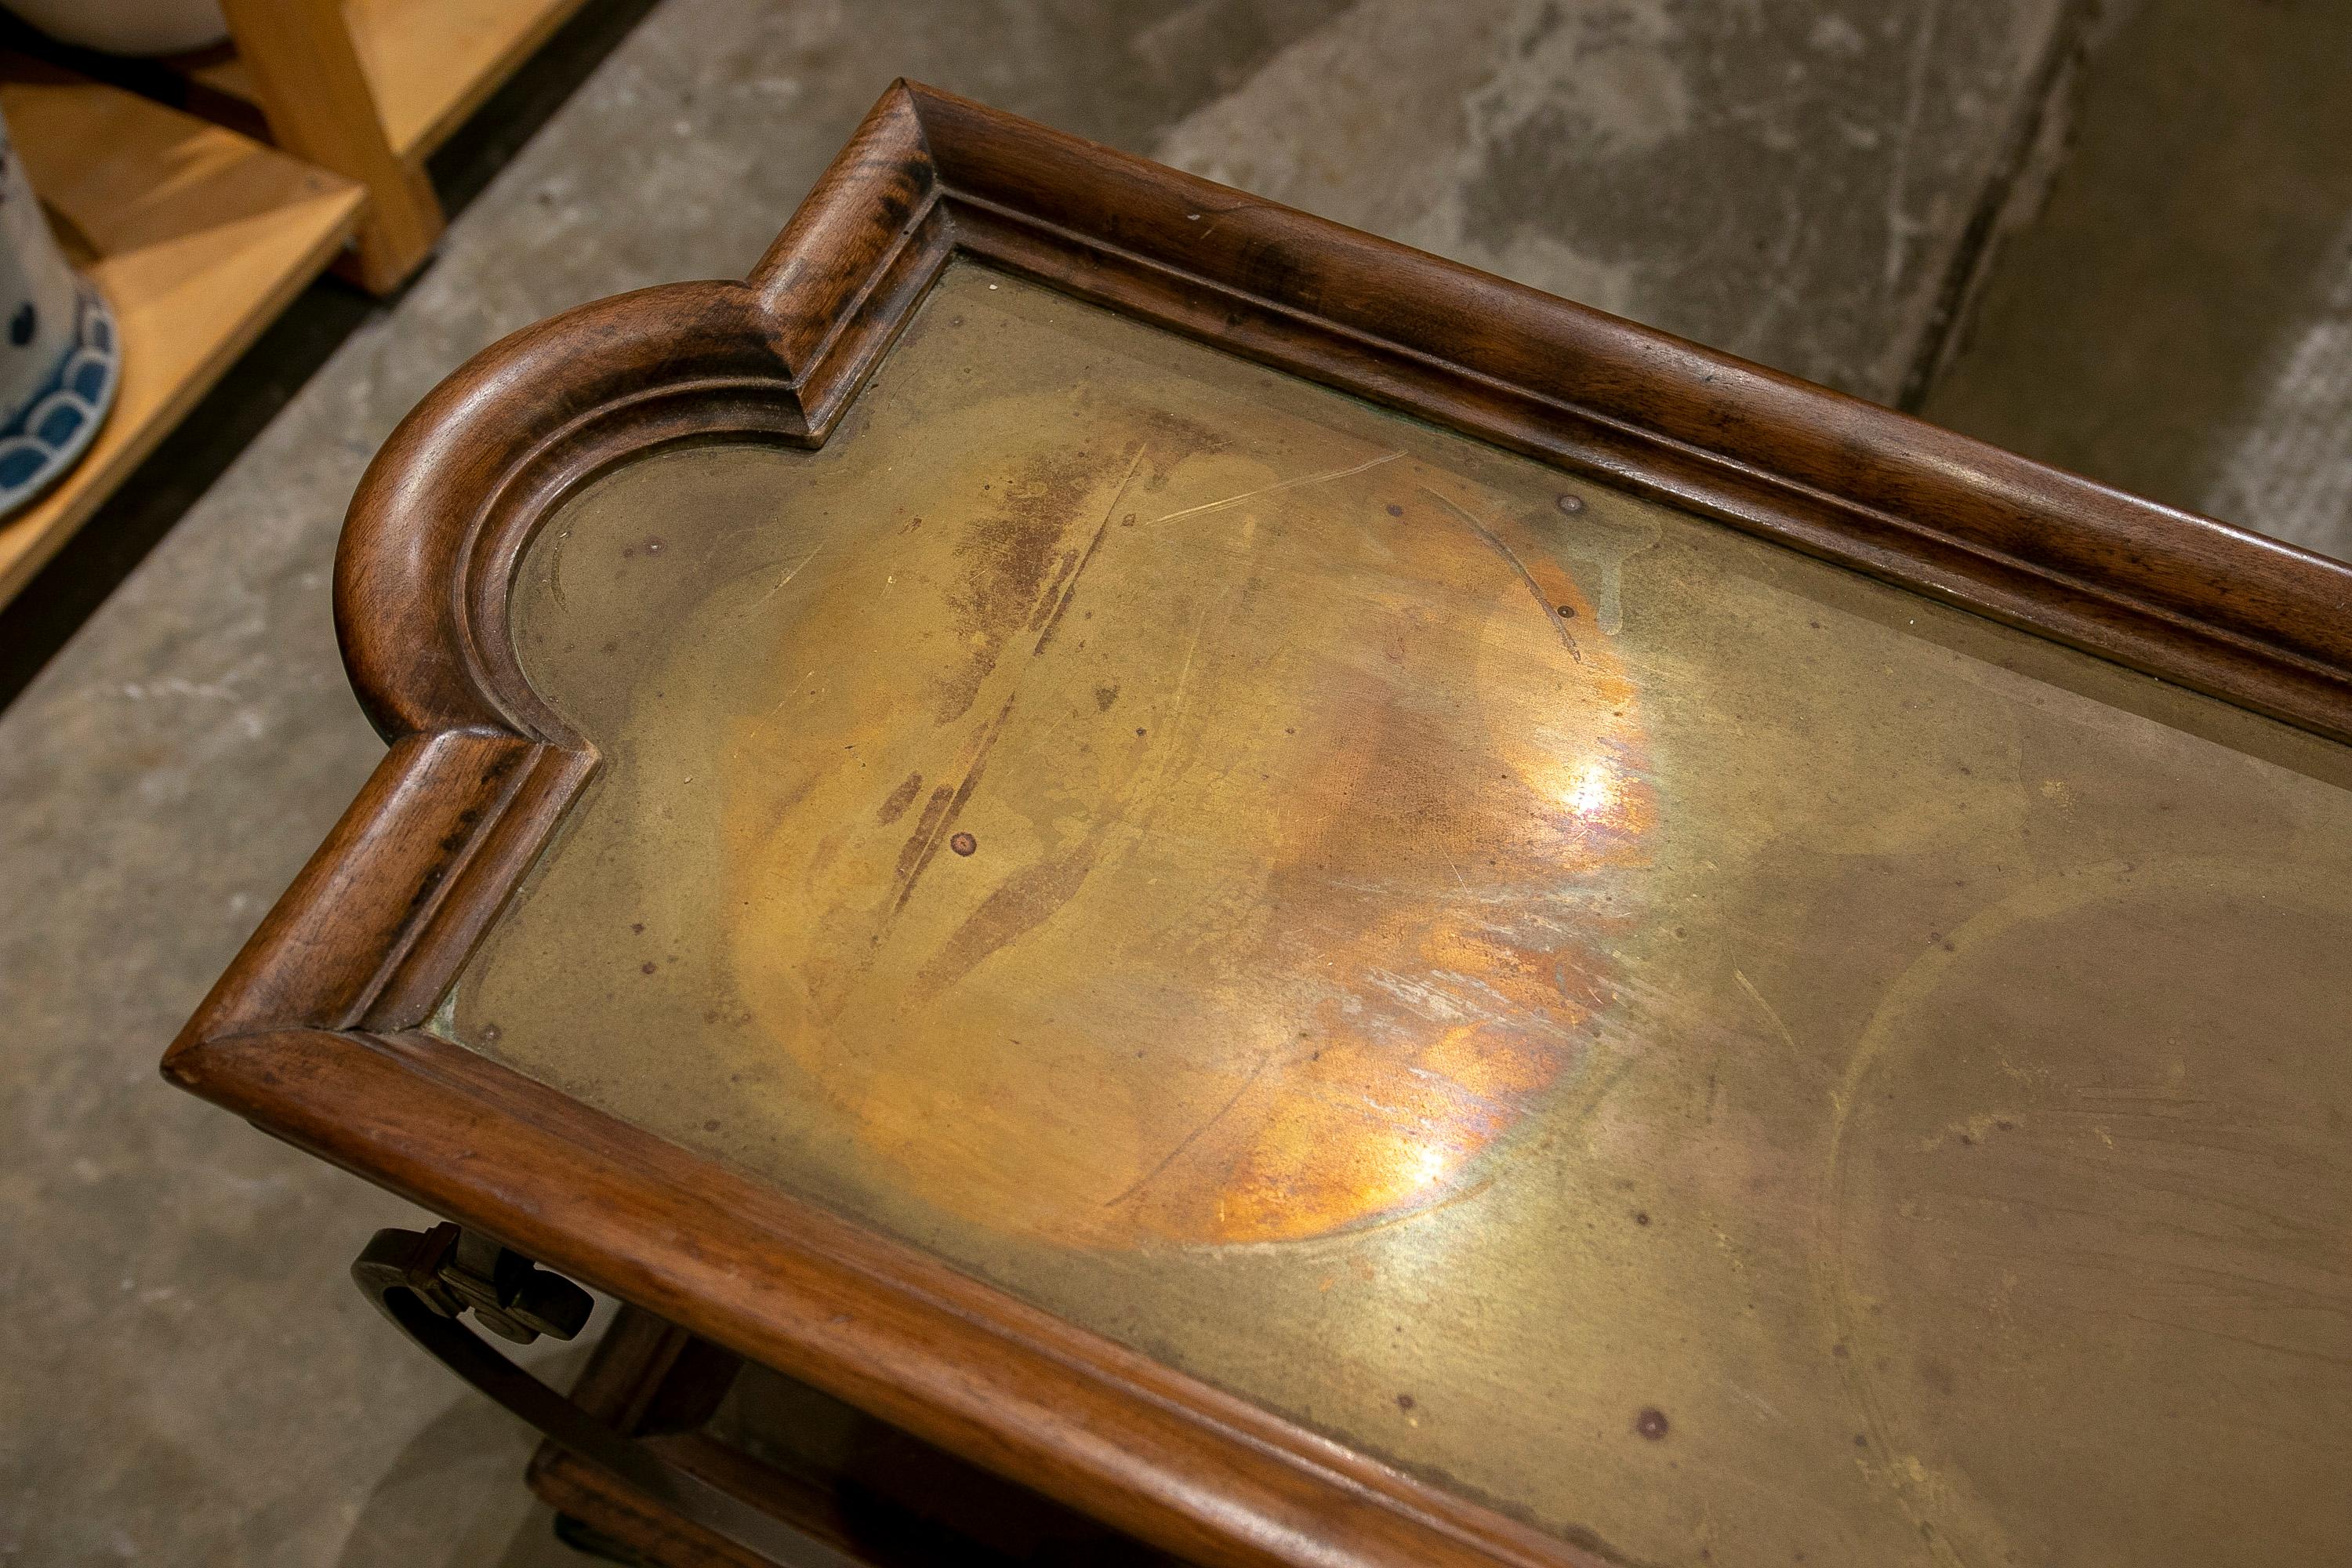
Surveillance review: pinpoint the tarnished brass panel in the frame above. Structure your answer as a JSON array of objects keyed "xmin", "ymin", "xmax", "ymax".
[{"xmin": 442, "ymin": 265, "xmax": 2352, "ymax": 1566}]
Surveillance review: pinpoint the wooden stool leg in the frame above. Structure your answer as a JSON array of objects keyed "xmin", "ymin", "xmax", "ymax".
[{"xmin": 216, "ymin": 0, "xmax": 443, "ymax": 293}]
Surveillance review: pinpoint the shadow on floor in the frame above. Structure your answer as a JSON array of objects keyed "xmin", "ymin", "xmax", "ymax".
[{"xmin": 330, "ymin": 1330, "xmax": 603, "ymax": 1568}]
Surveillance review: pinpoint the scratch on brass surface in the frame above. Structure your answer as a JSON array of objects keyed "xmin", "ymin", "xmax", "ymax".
[
  {"xmin": 1033, "ymin": 448, "xmax": 1149, "ymax": 656},
  {"xmin": 1104, "ymin": 1048, "xmax": 1279, "ymax": 1211},
  {"xmin": 743, "ymin": 544, "xmax": 823, "ymax": 612},
  {"xmin": 1728, "ymin": 1382, "xmax": 1786, "ymax": 1425},
  {"xmin": 2109, "ymin": 1313, "xmax": 2352, "ymax": 1368},
  {"xmin": 766, "ymin": 668, "xmax": 816, "ymax": 718},
  {"xmin": 1735, "ymin": 967, "xmax": 1817, "ymax": 1085},
  {"xmin": 1147, "ymin": 450, "xmax": 1399, "ymax": 524},
  {"xmin": 1158, "ymin": 583, "xmax": 1238, "ymax": 754},
  {"xmin": 1363, "ymin": 965, "xmax": 1507, "ymax": 1029},
  {"xmin": 1303, "ymin": 1175, "xmax": 1497, "ymax": 1244},
  {"xmin": 1421, "ymin": 486, "xmax": 1584, "ymax": 663}
]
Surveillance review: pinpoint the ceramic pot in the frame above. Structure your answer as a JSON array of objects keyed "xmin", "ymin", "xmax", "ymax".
[
  {"xmin": 3, "ymin": 0, "xmax": 229, "ymax": 56},
  {"xmin": 0, "ymin": 112, "xmax": 118, "ymax": 521}
]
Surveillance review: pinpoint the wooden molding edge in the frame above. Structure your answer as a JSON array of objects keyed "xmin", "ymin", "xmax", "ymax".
[
  {"xmin": 334, "ymin": 76, "xmax": 2352, "ymax": 750},
  {"xmin": 892, "ymin": 82, "xmax": 2352, "ymax": 741},
  {"xmin": 169, "ymin": 1024, "xmax": 1595, "ymax": 1568}
]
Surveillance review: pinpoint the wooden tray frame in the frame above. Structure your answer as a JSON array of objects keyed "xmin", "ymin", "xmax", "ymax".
[{"xmin": 165, "ymin": 82, "xmax": 2352, "ymax": 1568}]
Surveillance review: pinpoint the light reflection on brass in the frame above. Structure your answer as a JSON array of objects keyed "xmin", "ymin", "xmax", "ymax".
[
  {"xmin": 709, "ymin": 407, "xmax": 1657, "ymax": 1247},
  {"xmin": 444, "ymin": 266, "xmax": 2352, "ymax": 1566}
]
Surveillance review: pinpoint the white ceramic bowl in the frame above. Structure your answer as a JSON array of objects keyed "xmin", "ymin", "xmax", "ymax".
[{"xmin": 4, "ymin": 0, "xmax": 228, "ymax": 56}]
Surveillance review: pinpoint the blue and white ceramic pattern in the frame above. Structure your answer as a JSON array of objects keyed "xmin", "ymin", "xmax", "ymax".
[
  {"xmin": 0, "ymin": 281, "xmax": 117, "ymax": 517},
  {"xmin": 0, "ymin": 108, "xmax": 120, "ymax": 523}
]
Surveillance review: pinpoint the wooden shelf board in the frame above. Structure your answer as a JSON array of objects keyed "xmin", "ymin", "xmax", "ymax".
[
  {"xmin": 182, "ymin": 52, "xmax": 261, "ymax": 120},
  {"xmin": 0, "ymin": 75, "xmax": 365, "ymax": 606},
  {"xmin": 354, "ymin": 0, "xmax": 596, "ymax": 162}
]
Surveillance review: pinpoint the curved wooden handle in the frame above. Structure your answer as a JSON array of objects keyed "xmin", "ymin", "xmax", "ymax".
[{"xmin": 353, "ymin": 1226, "xmax": 858, "ymax": 1568}]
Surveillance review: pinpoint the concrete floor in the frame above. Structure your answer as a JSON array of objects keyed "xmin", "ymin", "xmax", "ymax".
[
  {"xmin": 1922, "ymin": 0, "xmax": 2352, "ymax": 555},
  {"xmin": 1, "ymin": 1, "xmax": 2345, "ymax": 1563}
]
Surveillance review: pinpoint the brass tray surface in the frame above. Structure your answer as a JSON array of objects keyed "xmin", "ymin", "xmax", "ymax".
[{"xmin": 437, "ymin": 265, "xmax": 2352, "ymax": 1565}]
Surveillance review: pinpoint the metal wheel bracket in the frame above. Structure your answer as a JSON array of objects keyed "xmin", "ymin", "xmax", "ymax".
[
  {"xmin": 352, "ymin": 1225, "xmax": 856, "ymax": 1567},
  {"xmin": 361, "ymin": 1220, "xmax": 595, "ymax": 1344}
]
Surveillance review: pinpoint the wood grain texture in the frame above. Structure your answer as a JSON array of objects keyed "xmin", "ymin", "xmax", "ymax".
[
  {"xmin": 346, "ymin": 0, "xmax": 596, "ymax": 161},
  {"xmin": 194, "ymin": 0, "xmax": 593, "ymax": 166},
  {"xmin": 166, "ymin": 79, "xmax": 2352, "ymax": 1568},
  {"xmin": 212, "ymin": 0, "xmax": 590, "ymax": 291},
  {"xmin": 898, "ymin": 85, "xmax": 2352, "ymax": 746},
  {"xmin": 216, "ymin": 0, "xmax": 445, "ymax": 292}
]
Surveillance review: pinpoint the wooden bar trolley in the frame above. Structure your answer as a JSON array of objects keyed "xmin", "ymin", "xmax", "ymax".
[{"xmin": 167, "ymin": 83, "xmax": 2352, "ymax": 1568}]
